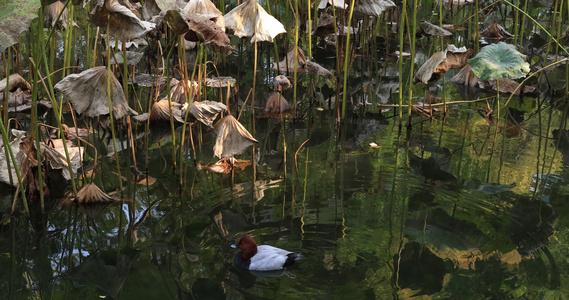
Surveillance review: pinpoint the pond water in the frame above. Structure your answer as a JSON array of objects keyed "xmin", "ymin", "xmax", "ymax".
[{"xmin": 2, "ymin": 0, "xmax": 569, "ymax": 299}]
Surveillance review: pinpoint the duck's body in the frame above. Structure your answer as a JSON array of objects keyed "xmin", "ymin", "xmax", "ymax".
[{"xmin": 232, "ymin": 236, "xmax": 302, "ymax": 271}]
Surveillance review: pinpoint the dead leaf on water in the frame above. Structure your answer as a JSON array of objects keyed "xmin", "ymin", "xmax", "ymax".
[
  {"xmin": 54, "ymin": 66, "xmax": 138, "ymax": 119},
  {"xmin": 72, "ymin": 182, "xmax": 120, "ymax": 204},
  {"xmin": 213, "ymin": 115, "xmax": 258, "ymax": 158},
  {"xmin": 200, "ymin": 158, "xmax": 251, "ymax": 174}
]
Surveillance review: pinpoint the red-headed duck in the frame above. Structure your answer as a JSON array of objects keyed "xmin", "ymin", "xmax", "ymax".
[{"xmin": 231, "ymin": 236, "xmax": 302, "ymax": 271}]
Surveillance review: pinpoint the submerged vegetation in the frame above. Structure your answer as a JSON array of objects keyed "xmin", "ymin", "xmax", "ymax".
[{"xmin": 1, "ymin": 0, "xmax": 569, "ymax": 298}]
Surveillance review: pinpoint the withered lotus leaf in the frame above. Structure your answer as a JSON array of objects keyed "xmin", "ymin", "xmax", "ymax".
[
  {"xmin": 141, "ymin": 0, "xmax": 178, "ymax": 20},
  {"xmin": 306, "ymin": 61, "xmax": 334, "ymax": 79},
  {"xmin": 169, "ymin": 78, "xmax": 199, "ymax": 104},
  {"xmin": 273, "ymin": 46, "xmax": 307, "ymax": 72},
  {"xmin": 41, "ymin": 140, "xmax": 84, "ymax": 181},
  {"xmin": 189, "ymin": 100, "xmax": 227, "ymax": 128},
  {"xmin": 73, "ymin": 182, "xmax": 119, "ymax": 204},
  {"xmin": 354, "ymin": 0, "xmax": 396, "ymax": 17},
  {"xmin": 414, "ymin": 45, "xmax": 474, "ymax": 85},
  {"xmin": 265, "ymin": 92, "xmax": 291, "ymax": 113},
  {"xmin": 317, "ymin": 0, "xmax": 347, "ymax": 9},
  {"xmin": 224, "ymin": 0, "xmax": 286, "ymax": 43},
  {"xmin": 90, "ymin": 0, "xmax": 156, "ymax": 41},
  {"xmin": 0, "ymin": 0, "xmax": 40, "ymax": 52},
  {"xmin": 205, "ymin": 76, "xmax": 236, "ymax": 88},
  {"xmin": 110, "ymin": 51, "xmax": 144, "ymax": 65},
  {"xmin": 312, "ymin": 13, "xmax": 335, "ymax": 37},
  {"xmin": 182, "ymin": 0, "xmax": 224, "ymax": 30},
  {"xmin": 0, "ymin": 129, "xmax": 27, "ymax": 187},
  {"xmin": 419, "ymin": 20, "xmax": 452, "ymax": 37},
  {"xmin": 149, "ymin": 99, "xmax": 186, "ymax": 123},
  {"xmin": 54, "ymin": 66, "xmax": 138, "ymax": 119},
  {"xmin": 202, "ymin": 158, "xmax": 251, "ymax": 173},
  {"xmin": 45, "ymin": 1, "xmax": 78, "ymax": 30},
  {"xmin": 450, "ymin": 65, "xmax": 484, "ymax": 88},
  {"xmin": 0, "ymin": 74, "xmax": 32, "ymax": 93},
  {"xmin": 272, "ymin": 75, "xmax": 292, "ymax": 91},
  {"xmin": 188, "ymin": 16, "xmax": 232, "ymax": 53},
  {"xmin": 213, "ymin": 115, "xmax": 258, "ymax": 158},
  {"xmin": 481, "ymin": 22, "xmax": 514, "ymax": 39}
]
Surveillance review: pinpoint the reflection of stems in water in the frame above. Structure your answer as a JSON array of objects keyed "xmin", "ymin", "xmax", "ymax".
[
  {"xmin": 301, "ymin": 147, "xmax": 309, "ymax": 238},
  {"xmin": 537, "ymin": 106, "xmax": 555, "ymax": 203},
  {"xmin": 456, "ymin": 112, "xmax": 471, "ymax": 181},
  {"xmin": 397, "ymin": 1, "xmax": 407, "ymax": 125},
  {"xmin": 295, "ymin": 139, "xmax": 310, "ymax": 178}
]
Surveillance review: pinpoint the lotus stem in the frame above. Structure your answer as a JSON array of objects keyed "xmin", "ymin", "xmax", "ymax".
[
  {"xmin": 341, "ymin": 0, "xmax": 356, "ymax": 121},
  {"xmin": 398, "ymin": 0, "xmax": 408, "ymax": 125},
  {"xmin": 407, "ymin": 0, "xmax": 419, "ymax": 125},
  {"xmin": 106, "ymin": 21, "xmax": 124, "ymax": 196}
]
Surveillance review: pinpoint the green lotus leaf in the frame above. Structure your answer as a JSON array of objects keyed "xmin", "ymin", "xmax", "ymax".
[
  {"xmin": 0, "ymin": 0, "xmax": 41, "ymax": 53},
  {"xmin": 468, "ymin": 42, "xmax": 530, "ymax": 81}
]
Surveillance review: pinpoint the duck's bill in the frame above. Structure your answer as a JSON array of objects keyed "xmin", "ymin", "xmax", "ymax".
[{"xmin": 230, "ymin": 244, "xmax": 238, "ymax": 248}]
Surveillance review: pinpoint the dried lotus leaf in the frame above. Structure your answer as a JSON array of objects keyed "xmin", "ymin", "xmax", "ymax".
[
  {"xmin": 205, "ymin": 76, "xmax": 236, "ymax": 88},
  {"xmin": 89, "ymin": 0, "xmax": 156, "ymax": 41},
  {"xmin": 189, "ymin": 100, "xmax": 226, "ymax": 128},
  {"xmin": 54, "ymin": 66, "xmax": 138, "ymax": 119},
  {"xmin": 450, "ymin": 65, "xmax": 484, "ymax": 88},
  {"xmin": 273, "ymin": 46, "xmax": 307, "ymax": 73},
  {"xmin": 317, "ymin": 0, "xmax": 347, "ymax": 9},
  {"xmin": 0, "ymin": 0, "xmax": 40, "ymax": 53},
  {"xmin": 182, "ymin": 0, "xmax": 223, "ymax": 25},
  {"xmin": 272, "ymin": 75, "xmax": 292, "ymax": 91},
  {"xmin": 110, "ymin": 51, "xmax": 144, "ymax": 65},
  {"xmin": 73, "ymin": 182, "xmax": 119, "ymax": 204},
  {"xmin": 265, "ymin": 92, "xmax": 291, "ymax": 113},
  {"xmin": 213, "ymin": 115, "xmax": 258, "ymax": 158},
  {"xmin": 306, "ymin": 61, "xmax": 334, "ymax": 79},
  {"xmin": 481, "ymin": 22, "xmax": 514, "ymax": 39},
  {"xmin": 354, "ymin": 0, "xmax": 396, "ymax": 17},
  {"xmin": 419, "ymin": 20, "xmax": 452, "ymax": 37},
  {"xmin": 224, "ymin": 0, "xmax": 286, "ymax": 43},
  {"xmin": 0, "ymin": 74, "xmax": 31, "ymax": 93},
  {"xmin": 149, "ymin": 99, "xmax": 186, "ymax": 122},
  {"xmin": 414, "ymin": 51, "xmax": 447, "ymax": 85},
  {"xmin": 188, "ymin": 17, "xmax": 232, "ymax": 53}
]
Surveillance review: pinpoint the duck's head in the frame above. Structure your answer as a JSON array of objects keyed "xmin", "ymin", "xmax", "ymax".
[{"xmin": 231, "ymin": 236, "xmax": 258, "ymax": 260}]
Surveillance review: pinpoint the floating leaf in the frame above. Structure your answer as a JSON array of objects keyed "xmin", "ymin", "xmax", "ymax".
[
  {"xmin": 213, "ymin": 115, "xmax": 258, "ymax": 158},
  {"xmin": 54, "ymin": 66, "xmax": 138, "ymax": 119},
  {"xmin": 354, "ymin": 0, "xmax": 396, "ymax": 17},
  {"xmin": 72, "ymin": 182, "xmax": 119, "ymax": 204},
  {"xmin": 419, "ymin": 20, "xmax": 452, "ymax": 37},
  {"xmin": 90, "ymin": 0, "xmax": 156, "ymax": 41},
  {"xmin": 0, "ymin": 0, "xmax": 40, "ymax": 53},
  {"xmin": 224, "ymin": 0, "xmax": 286, "ymax": 43},
  {"xmin": 201, "ymin": 157, "xmax": 251, "ymax": 174},
  {"xmin": 468, "ymin": 42, "xmax": 530, "ymax": 81}
]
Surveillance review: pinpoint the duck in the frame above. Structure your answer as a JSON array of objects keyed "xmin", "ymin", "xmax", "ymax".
[{"xmin": 231, "ymin": 236, "xmax": 302, "ymax": 271}]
